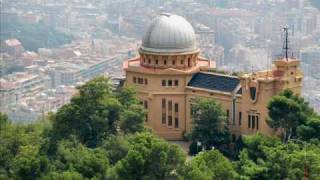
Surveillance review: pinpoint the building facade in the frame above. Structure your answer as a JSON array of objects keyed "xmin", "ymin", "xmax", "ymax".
[{"xmin": 123, "ymin": 13, "xmax": 303, "ymax": 140}]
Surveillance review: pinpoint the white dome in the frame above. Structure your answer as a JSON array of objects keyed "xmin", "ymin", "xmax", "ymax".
[{"xmin": 141, "ymin": 13, "xmax": 198, "ymax": 54}]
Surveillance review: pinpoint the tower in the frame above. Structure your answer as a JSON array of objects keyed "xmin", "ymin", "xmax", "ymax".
[
  {"xmin": 273, "ymin": 26, "xmax": 303, "ymax": 94},
  {"xmin": 239, "ymin": 26, "xmax": 303, "ymax": 136}
]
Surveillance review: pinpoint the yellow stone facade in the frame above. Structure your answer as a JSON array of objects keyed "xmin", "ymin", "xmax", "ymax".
[{"xmin": 123, "ymin": 13, "xmax": 303, "ymax": 140}]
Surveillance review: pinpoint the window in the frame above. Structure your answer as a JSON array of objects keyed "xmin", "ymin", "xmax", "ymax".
[
  {"xmin": 144, "ymin": 59, "xmax": 146, "ymax": 63},
  {"xmin": 138, "ymin": 78, "xmax": 143, "ymax": 84},
  {"xmin": 174, "ymin": 80, "xmax": 179, "ymax": 86},
  {"xmin": 239, "ymin": 112, "xmax": 242, "ymax": 126},
  {"xmin": 162, "ymin": 99, "xmax": 166, "ymax": 124},
  {"xmin": 188, "ymin": 58, "xmax": 191, "ymax": 67},
  {"xmin": 181, "ymin": 60, "xmax": 184, "ymax": 64},
  {"xmin": 174, "ymin": 117, "xmax": 179, "ymax": 128},
  {"xmin": 144, "ymin": 78, "xmax": 148, "ymax": 85},
  {"xmin": 145, "ymin": 114, "xmax": 148, "ymax": 122},
  {"xmin": 133, "ymin": 77, "xmax": 137, "ymax": 83},
  {"xmin": 226, "ymin": 110, "xmax": 230, "ymax": 124},
  {"xmin": 232, "ymin": 98, "xmax": 236, "ymax": 125},
  {"xmin": 164, "ymin": 60, "xmax": 167, "ymax": 65},
  {"xmin": 148, "ymin": 59, "xmax": 151, "ymax": 64},
  {"xmin": 168, "ymin": 101, "xmax": 172, "ymax": 111},
  {"xmin": 162, "ymin": 80, "xmax": 166, "ymax": 86},
  {"xmin": 173, "ymin": 60, "xmax": 176, "ymax": 65},
  {"xmin": 248, "ymin": 114, "xmax": 259, "ymax": 129},
  {"xmin": 252, "ymin": 116, "xmax": 256, "ymax": 129},
  {"xmin": 168, "ymin": 116, "xmax": 172, "ymax": 126},
  {"xmin": 162, "ymin": 113, "xmax": 166, "ymax": 124},
  {"xmin": 144, "ymin": 100, "xmax": 148, "ymax": 109},
  {"xmin": 174, "ymin": 103, "xmax": 179, "ymax": 113},
  {"xmin": 168, "ymin": 80, "xmax": 172, "ymax": 86},
  {"xmin": 156, "ymin": 60, "xmax": 158, "ymax": 64},
  {"xmin": 162, "ymin": 99, "xmax": 166, "ymax": 108}
]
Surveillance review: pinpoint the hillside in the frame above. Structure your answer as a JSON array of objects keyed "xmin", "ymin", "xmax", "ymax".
[{"xmin": 0, "ymin": 19, "xmax": 72, "ymax": 51}]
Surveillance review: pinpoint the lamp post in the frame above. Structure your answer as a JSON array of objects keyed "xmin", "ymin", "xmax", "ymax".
[{"xmin": 289, "ymin": 139, "xmax": 308, "ymax": 180}]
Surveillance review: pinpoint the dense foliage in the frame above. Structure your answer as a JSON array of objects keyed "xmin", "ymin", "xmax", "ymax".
[
  {"xmin": 1, "ymin": 78, "xmax": 320, "ymax": 179},
  {"xmin": 188, "ymin": 98, "xmax": 230, "ymax": 154},
  {"xmin": 268, "ymin": 89, "xmax": 320, "ymax": 142},
  {"xmin": 235, "ymin": 133, "xmax": 320, "ymax": 179},
  {"xmin": 0, "ymin": 19, "xmax": 72, "ymax": 51}
]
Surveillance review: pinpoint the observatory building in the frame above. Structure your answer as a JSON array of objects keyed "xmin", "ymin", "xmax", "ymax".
[{"xmin": 123, "ymin": 13, "xmax": 303, "ymax": 140}]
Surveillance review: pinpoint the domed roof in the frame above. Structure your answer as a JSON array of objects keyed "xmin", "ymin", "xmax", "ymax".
[{"xmin": 140, "ymin": 13, "xmax": 198, "ymax": 54}]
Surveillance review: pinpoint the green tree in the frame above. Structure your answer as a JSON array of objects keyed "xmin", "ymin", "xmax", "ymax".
[
  {"xmin": 109, "ymin": 132, "xmax": 186, "ymax": 180},
  {"xmin": 0, "ymin": 118, "xmax": 48, "ymax": 179},
  {"xmin": 52, "ymin": 139, "xmax": 109, "ymax": 179},
  {"xmin": 42, "ymin": 171, "xmax": 84, "ymax": 180},
  {"xmin": 51, "ymin": 76, "xmax": 122, "ymax": 147},
  {"xmin": 12, "ymin": 146, "xmax": 49, "ymax": 180},
  {"xmin": 189, "ymin": 98, "xmax": 230, "ymax": 150},
  {"xmin": 182, "ymin": 150, "xmax": 237, "ymax": 180},
  {"xmin": 297, "ymin": 116, "xmax": 320, "ymax": 141},
  {"xmin": 118, "ymin": 87, "xmax": 145, "ymax": 134},
  {"xmin": 0, "ymin": 113, "xmax": 8, "ymax": 130},
  {"xmin": 235, "ymin": 133, "xmax": 320, "ymax": 180},
  {"xmin": 117, "ymin": 86, "xmax": 140, "ymax": 108},
  {"xmin": 101, "ymin": 135, "xmax": 129, "ymax": 165},
  {"xmin": 267, "ymin": 89, "xmax": 319, "ymax": 142},
  {"xmin": 120, "ymin": 104, "xmax": 145, "ymax": 134}
]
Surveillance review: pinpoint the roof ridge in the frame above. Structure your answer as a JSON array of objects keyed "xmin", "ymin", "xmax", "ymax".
[{"xmin": 198, "ymin": 71, "xmax": 239, "ymax": 79}]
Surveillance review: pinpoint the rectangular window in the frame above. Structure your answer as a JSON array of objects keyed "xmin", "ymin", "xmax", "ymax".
[
  {"xmin": 174, "ymin": 80, "xmax": 179, "ymax": 86},
  {"xmin": 162, "ymin": 80, "xmax": 166, "ymax": 86},
  {"xmin": 248, "ymin": 115, "xmax": 251, "ymax": 128},
  {"xmin": 168, "ymin": 101, "xmax": 172, "ymax": 111},
  {"xmin": 226, "ymin": 110, "xmax": 230, "ymax": 124},
  {"xmin": 252, "ymin": 116, "xmax": 256, "ymax": 129},
  {"xmin": 256, "ymin": 116, "xmax": 259, "ymax": 129},
  {"xmin": 138, "ymin": 78, "xmax": 143, "ymax": 84},
  {"xmin": 156, "ymin": 60, "xmax": 158, "ymax": 64},
  {"xmin": 174, "ymin": 117, "xmax": 179, "ymax": 128},
  {"xmin": 174, "ymin": 103, "xmax": 179, "ymax": 113},
  {"xmin": 173, "ymin": 60, "xmax": 176, "ymax": 65},
  {"xmin": 168, "ymin": 116, "xmax": 172, "ymax": 126},
  {"xmin": 239, "ymin": 112, "xmax": 242, "ymax": 126},
  {"xmin": 164, "ymin": 60, "xmax": 167, "ymax": 65},
  {"xmin": 144, "ymin": 78, "xmax": 148, "ymax": 85},
  {"xmin": 181, "ymin": 60, "xmax": 184, "ymax": 64},
  {"xmin": 144, "ymin": 100, "xmax": 148, "ymax": 109},
  {"xmin": 162, "ymin": 99, "xmax": 166, "ymax": 108},
  {"xmin": 232, "ymin": 98, "xmax": 236, "ymax": 125},
  {"xmin": 133, "ymin": 77, "xmax": 137, "ymax": 83},
  {"xmin": 145, "ymin": 114, "xmax": 148, "ymax": 122},
  {"xmin": 162, "ymin": 113, "xmax": 166, "ymax": 124},
  {"xmin": 168, "ymin": 80, "xmax": 172, "ymax": 86},
  {"xmin": 162, "ymin": 99, "xmax": 166, "ymax": 125}
]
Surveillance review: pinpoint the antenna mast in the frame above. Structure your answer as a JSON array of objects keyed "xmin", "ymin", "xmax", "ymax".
[{"xmin": 283, "ymin": 26, "xmax": 289, "ymax": 61}]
